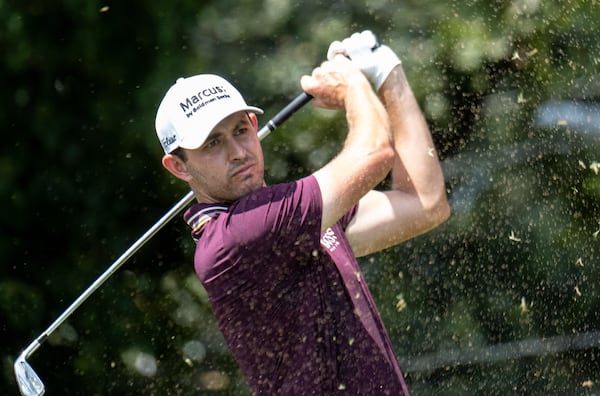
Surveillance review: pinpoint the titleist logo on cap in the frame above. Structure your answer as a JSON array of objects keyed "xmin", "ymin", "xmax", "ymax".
[
  {"xmin": 161, "ymin": 134, "xmax": 177, "ymax": 148},
  {"xmin": 180, "ymin": 86, "xmax": 232, "ymax": 118}
]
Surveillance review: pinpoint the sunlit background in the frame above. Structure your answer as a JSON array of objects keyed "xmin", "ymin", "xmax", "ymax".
[{"xmin": 2, "ymin": 0, "xmax": 599, "ymax": 394}]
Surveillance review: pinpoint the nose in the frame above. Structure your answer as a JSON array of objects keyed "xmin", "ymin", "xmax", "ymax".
[{"xmin": 225, "ymin": 138, "xmax": 247, "ymax": 162}]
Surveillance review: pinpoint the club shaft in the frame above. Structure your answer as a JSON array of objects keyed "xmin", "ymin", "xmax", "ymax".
[
  {"xmin": 18, "ymin": 91, "xmax": 312, "ymax": 360},
  {"xmin": 258, "ymin": 92, "xmax": 313, "ymax": 140},
  {"xmin": 23, "ymin": 190, "xmax": 195, "ymax": 358}
]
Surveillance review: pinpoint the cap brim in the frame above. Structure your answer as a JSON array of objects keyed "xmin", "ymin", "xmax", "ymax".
[{"xmin": 177, "ymin": 106, "xmax": 264, "ymax": 150}]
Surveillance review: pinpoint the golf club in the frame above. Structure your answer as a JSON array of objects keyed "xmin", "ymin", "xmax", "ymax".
[{"xmin": 14, "ymin": 91, "xmax": 312, "ymax": 396}]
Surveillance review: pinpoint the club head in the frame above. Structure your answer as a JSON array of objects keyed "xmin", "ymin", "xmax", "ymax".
[{"xmin": 14, "ymin": 353, "xmax": 45, "ymax": 396}]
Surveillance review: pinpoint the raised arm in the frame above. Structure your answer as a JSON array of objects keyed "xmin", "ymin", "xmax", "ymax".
[
  {"xmin": 329, "ymin": 31, "xmax": 450, "ymax": 257},
  {"xmin": 347, "ymin": 64, "xmax": 450, "ymax": 256},
  {"xmin": 300, "ymin": 55, "xmax": 394, "ymax": 232}
]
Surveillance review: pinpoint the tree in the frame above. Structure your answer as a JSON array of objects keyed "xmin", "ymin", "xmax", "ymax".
[{"xmin": 2, "ymin": 0, "xmax": 599, "ymax": 394}]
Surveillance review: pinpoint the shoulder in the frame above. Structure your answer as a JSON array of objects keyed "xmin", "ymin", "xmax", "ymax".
[
  {"xmin": 231, "ymin": 175, "xmax": 321, "ymax": 214},
  {"xmin": 193, "ymin": 176, "xmax": 323, "ymax": 282},
  {"xmin": 189, "ymin": 176, "xmax": 322, "ymax": 243}
]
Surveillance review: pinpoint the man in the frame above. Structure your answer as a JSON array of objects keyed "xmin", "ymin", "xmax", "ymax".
[{"xmin": 155, "ymin": 31, "xmax": 449, "ymax": 395}]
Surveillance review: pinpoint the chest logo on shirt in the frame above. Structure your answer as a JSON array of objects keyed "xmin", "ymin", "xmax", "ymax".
[{"xmin": 320, "ymin": 227, "xmax": 341, "ymax": 252}]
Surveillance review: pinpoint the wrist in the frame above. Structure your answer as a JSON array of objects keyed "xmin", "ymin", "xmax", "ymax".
[
  {"xmin": 344, "ymin": 73, "xmax": 375, "ymax": 104},
  {"xmin": 371, "ymin": 45, "xmax": 402, "ymax": 90}
]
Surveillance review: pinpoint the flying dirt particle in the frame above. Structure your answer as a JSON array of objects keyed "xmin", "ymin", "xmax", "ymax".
[
  {"xmin": 582, "ymin": 380, "xmax": 593, "ymax": 388},
  {"xmin": 395, "ymin": 294, "xmax": 407, "ymax": 312},
  {"xmin": 520, "ymin": 296, "xmax": 528, "ymax": 313},
  {"xmin": 509, "ymin": 231, "xmax": 522, "ymax": 242},
  {"xmin": 199, "ymin": 371, "xmax": 230, "ymax": 391},
  {"xmin": 526, "ymin": 48, "xmax": 538, "ymax": 57}
]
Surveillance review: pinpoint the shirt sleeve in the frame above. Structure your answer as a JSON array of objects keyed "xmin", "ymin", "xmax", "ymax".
[
  {"xmin": 194, "ymin": 175, "xmax": 323, "ymax": 295},
  {"xmin": 229, "ymin": 174, "xmax": 323, "ymax": 250}
]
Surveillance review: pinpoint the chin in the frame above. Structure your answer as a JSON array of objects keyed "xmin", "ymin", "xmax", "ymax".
[
  {"xmin": 243, "ymin": 181, "xmax": 265, "ymax": 195},
  {"xmin": 221, "ymin": 183, "xmax": 257, "ymax": 203}
]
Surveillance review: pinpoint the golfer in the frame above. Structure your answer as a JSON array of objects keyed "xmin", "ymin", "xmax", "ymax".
[{"xmin": 155, "ymin": 31, "xmax": 449, "ymax": 395}]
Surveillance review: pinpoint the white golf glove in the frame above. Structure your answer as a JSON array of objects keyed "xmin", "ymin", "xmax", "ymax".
[{"xmin": 327, "ymin": 30, "xmax": 401, "ymax": 90}]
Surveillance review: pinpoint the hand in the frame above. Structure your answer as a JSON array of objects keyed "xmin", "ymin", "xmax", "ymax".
[
  {"xmin": 327, "ymin": 30, "xmax": 402, "ymax": 90},
  {"xmin": 300, "ymin": 55, "xmax": 370, "ymax": 109}
]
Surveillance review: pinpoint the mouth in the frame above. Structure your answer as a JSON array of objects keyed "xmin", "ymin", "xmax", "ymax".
[{"xmin": 230, "ymin": 162, "xmax": 255, "ymax": 179}]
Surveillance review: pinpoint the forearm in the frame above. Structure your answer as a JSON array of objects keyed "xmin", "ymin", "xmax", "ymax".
[
  {"xmin": 328, "ymin": 31, "xmax": 449, "ymax": 254},
  {"xmin": 318, "ymin": 77, "xmax": 394, "ymax": 231},
  {"xmin": 344, "ymin": 76, "xmax": 392, "ymax": 157},
  {"xmin": 302, "ymin": 56, "xmax": 394, "ymax": 231},
  {"xmin": 301, "ymin": 57, "xmax": 392, "ymax": 163},
  {"xmin": 379, "ymin": 65, "xmax": 449, "ymax": 214}
]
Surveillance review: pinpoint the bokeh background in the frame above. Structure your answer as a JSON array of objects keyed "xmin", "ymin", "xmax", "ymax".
[{"xmin": 2, "ymin": 0, "xmax": 599, "ymax": 394}]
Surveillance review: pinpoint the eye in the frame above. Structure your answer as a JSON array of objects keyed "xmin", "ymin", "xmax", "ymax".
[
  {"xmin": 235, "ymin": 126, "xmax": 248, "ymax": 136},
  {"xmin": 203, "ymin": 137, "xmax": 220, "ymax": 149},
  {"xmin": 235, "ymin": 119, "xmax": 253, "ymax": 136}
]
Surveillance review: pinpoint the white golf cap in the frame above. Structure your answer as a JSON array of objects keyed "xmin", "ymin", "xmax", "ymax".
[{"xmin": 155, "ymin": 74, "xmax": 263, "ymax": 154}]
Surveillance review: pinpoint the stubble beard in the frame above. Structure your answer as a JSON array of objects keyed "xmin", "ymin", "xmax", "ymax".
[{"xmin": 201, "ymin": 166, "xmax": 265, "ymax": 203}]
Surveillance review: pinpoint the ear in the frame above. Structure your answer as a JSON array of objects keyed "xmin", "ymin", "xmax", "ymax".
[
  {"xmin": 248, "ymin": 112, "xmax": 259, "ymax": 130},
  {"xmin": 162, "ymin": 154, "xmax": 192, "ymax": 182}
]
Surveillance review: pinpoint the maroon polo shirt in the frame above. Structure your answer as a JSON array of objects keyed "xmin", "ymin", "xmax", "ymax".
[{"xmin": 184, "ymin": 175, "xmax": 409, "ymax": 395}]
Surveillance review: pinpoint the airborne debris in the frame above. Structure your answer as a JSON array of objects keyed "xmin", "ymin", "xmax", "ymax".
[
  {"xmin": 582, "ymin": 380, "xmax": 593, "ymax": 388},
  {"xmin": 526, "ymin": 48, "xmax": 538, "ymax": 57},
  {"xmin": 520, "ymin": 296, "xmax": 528, "ymax": 313},
  {"xmin": 199, "ymin": 371, "xmax": 230, "ymax": 391},
  {"xmin": 576, "ymin": 258, "xmax": 584, "ymax": 267},
  {"xmin": 395, "ymin": 294, "xmax": 407, "ymax": 312},
  {"xmin": 100, "ymin": 6, "xmax": 110, "ymax": 12},
  {"xmin": 509, "ymin": 231, "xmax": 522, "ymax": 242},
  {"xmin": 589, "ymin": 161, "xmax": 600, "ymax": 175}
]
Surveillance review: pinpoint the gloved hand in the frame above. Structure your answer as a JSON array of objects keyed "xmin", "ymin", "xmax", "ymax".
[{"xmin": 327, "ymin": 30, "xmax": 401, "ymax": 90}]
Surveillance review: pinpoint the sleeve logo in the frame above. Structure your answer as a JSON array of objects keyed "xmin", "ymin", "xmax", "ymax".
[{"xmin": 320, "ymin": 227, "xmax": 340, "ymax": 252}]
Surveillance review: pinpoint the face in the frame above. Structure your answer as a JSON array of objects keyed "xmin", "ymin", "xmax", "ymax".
[{"xmin": 169, "ymin": 111, "xmax": 265, "ymax": 203}]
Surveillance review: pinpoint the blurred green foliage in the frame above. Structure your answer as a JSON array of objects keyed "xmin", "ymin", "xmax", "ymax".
[{"xmin": 2, "ymin": 0, "xmax": 599, "ymax": 395}]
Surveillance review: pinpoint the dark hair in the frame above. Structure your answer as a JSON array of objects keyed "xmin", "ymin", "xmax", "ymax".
[{"xmin": 170, "ymin": 147, "xmax": 187, "ymax": 162}]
